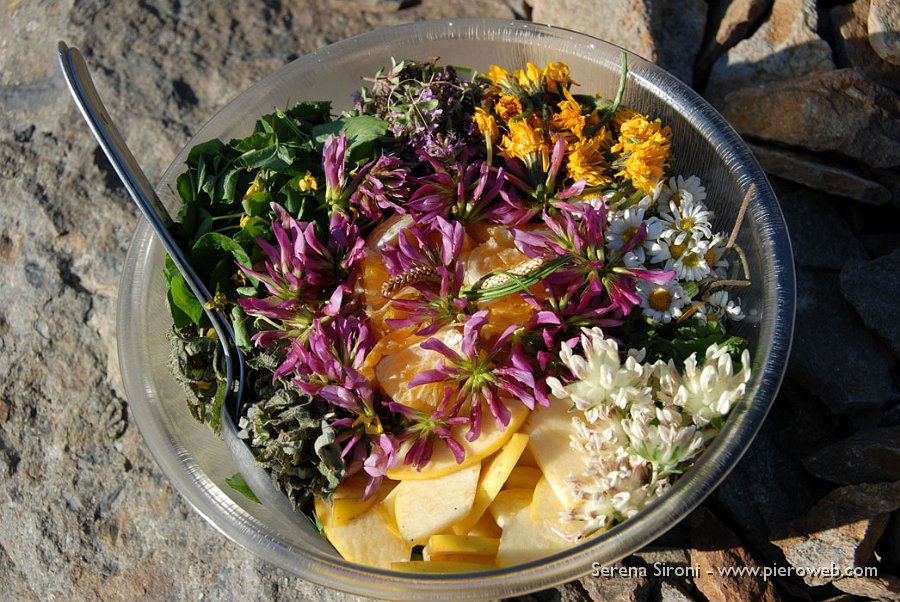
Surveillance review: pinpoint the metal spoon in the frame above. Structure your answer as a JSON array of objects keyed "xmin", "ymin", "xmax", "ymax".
[{"xmin": 57, "ymin": 42, "xmax": 304, "ymax": 524}]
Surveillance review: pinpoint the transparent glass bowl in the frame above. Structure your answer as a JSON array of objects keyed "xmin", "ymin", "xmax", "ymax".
[{"xmin": 117, "ymin": 19, "xmax": 794, "ymax": 601}]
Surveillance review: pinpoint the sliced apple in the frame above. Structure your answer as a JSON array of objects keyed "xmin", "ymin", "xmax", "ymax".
[
  {"xmin": 505, "ymin": 465, "xmax": 542, "ymax": 490},
  {"xmin": 467, "ymin": 511, "xmax": 502, "ymax": 539},
  {"xmin": 452, "ymin": 433, "xmax": 529, "ymax": 535},
  {"xmin": 487, "ymin": 488, "xmax": 532, "ymax": 528},
  {"xmin": 394, "ymin": 463, "xmax": 481, "ymax": 545},
  {"xmin": 374, "ymin": 483, "xmax": 401, "ymax": 538},
  {"xmin": 425, "ymin": 534, "xmax": 500, "ymax": 559},
  {"xmin": 315, "ymin": 495, "xmax": 410, "ymax": 568},
  {"xmin": 329, "ymin": 474, "xmax": 392, "ymax": 527},
  {"xmin": 523, "ymin": 399, "xmax": 585, "ymax": 509},
  {"xmin": 390, "ymin": 560, "xmax": 493, "ymax": 573},
  {"xmin": 387, "ymin": 402, "xmax": 531, "ymax": 480},
  {"xmin": 494, "ymin": 502, "xmax": 576, "ymax": 567}
]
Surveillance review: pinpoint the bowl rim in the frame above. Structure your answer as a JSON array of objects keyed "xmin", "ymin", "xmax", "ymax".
[{"xmin": 117, "ymin": 17, "xmax": 795, "ymax": 600}]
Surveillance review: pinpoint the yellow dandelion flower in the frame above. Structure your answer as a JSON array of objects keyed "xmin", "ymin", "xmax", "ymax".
[
  {"xmin": 473, "ymin": 107, "xmax": 499, "ymax": 143},
  {"xmin": 499, "ymin": 117, "xmax": 549, "ymax": 169},
  {"xmin": 495, "ymin": 94, "xmax": 523, "ymax": 122},
  {"xmin": 566, "ymin": 136, "xmax": 612, "ymax": 187},
  {"xmin": 486, "ymin": 64, "xmax": 514, "ymax": 90},
  {"xmin": 514, "ymin": 62, "xmax": 543, "ymax": 93},
  {"xmin": 551, "ymin": 86, "xmax": 586, "ymax": 139},
  {"xmin": 611, "ymin": 106, "xmax": 640, "ymax": 128},
  {"xmin": 543, "ymin": 61, "xmax": 574, "ymax": 94},
  {"xmin": 610, "ymin": 115, "xmax": 672, "ymax": 194}
]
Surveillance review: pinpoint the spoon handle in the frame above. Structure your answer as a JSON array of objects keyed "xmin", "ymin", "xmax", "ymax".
[
  {"xmin": 56, "ymin": 41, "xmax": 214, "ymax": 306},
  {"xmin": 58, "ymin": 41, "xmax": 244, "ymax": 413}
]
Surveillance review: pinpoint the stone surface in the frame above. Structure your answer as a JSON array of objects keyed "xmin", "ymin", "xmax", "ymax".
[
  {"xmin": 840, "ymin": 249, "xmax": 900, "ymax": 360},
  {"xmin": 803, "ymin": 425, "xmax": 900, "ymax": 485},
  {"xmin": 748, "ymin": 142, "xmax": 893, "ymax": 205},
  {"xmin": 689, "ymin": 508, "xmax": 783, "ymax": 602},
  {"xmin": 833, "ymin": 574, "xmax": 900, "ymax": 600},
  {"xmin": 789, "ymin": 268, "xmax": 896, "ymax": 414},
  {"xmin": 831, "ymin": 0, "xmax": 900, "ymax": 92},
  {"xmin": 772, "ymin": 481, "xmax": 900, "ymax": 587},
  {"xmin": 778, "ymin": 188, "xmax": 870, "ymax": 270},
  {"xmin": 722, "ymin": 69, "xmax": 900, "ymax": 169},
  {"xmin": 531, "ymin": 0, "xmax": 707, "ymax": 86},
  {"xmin": 696, "ymin": 0, "xmax": 772, "ymax": 78},
  {"xmin": 658, "ymin": 581, "xmax": 697, "ymax": 602},
  {"xmin": 869, "ymin": 0, "xmax": 900, "ymax": 66},
  {"xmin": 704, "ymin": 0, "xmax": 834, "ymax": 107}
]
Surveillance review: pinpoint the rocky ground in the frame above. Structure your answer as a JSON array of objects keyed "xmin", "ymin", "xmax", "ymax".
[{"xmin": 1, "ymin": 0, "xmax": 899, "ymax": 600}]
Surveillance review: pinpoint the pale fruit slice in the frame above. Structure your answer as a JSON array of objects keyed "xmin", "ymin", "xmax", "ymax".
[
  {"xmin": 523, "ymin": 400, "xmax": 585, "ymax": 509},
  {"xmin": 425, "ymin": 534, "xmax": 500, "ymax": 559},
  {"xmin": 374, "ymin": 483, "xmax": 401, "ymax": 538},
  {"xmin": 387, "ymin": 401, "xmax": 531, "ymax": 480},
  {"xmin": 390, "ymin": 560, "xmax": 493, "ymax": 573},
  {"xmin": 315, "ymin": 496, "xmax": 410, "ymax": 568},
  {"xmin": 494, "ymin": 502, "xmax": 576, "ymax": 567},
  {"xmin": 452, "ymin": 433, "xmax": 529, "ymax": 535},
  {"xmin": 504, "ymin": 465, "xmax": 542, "ymax": 490},
  {"xmin": 329, "ymin": 473, "xmax": 389, "ymax": 527},
  {"xmin": 487, "ymin": 488, "xmax": 533, "ymax": 528},
  {"xmin": 467, "ymin": 511, "xmax": 502, "ymax": 539},
  {"xmin": 394, "ymin": 463, "xmax": 481, "ymax": 545}
]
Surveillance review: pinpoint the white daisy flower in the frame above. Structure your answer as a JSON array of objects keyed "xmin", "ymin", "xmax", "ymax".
[
  {"xmin": 699, "ymin": 290, "xmax": 745, "ymax": 329},
  {"xmin": 658, "ymin": 197, "xmax": 714, "ymax": 246},
  {"xmin": 605, "ymin": 207, "xmax": 664, "ymax": 264},
  {"xmin": 703, "ymin": 233, "xmax": 730, "ymax": 279},
  {"xmin": 636, "ymin": 279, "xmax": 686, "ymax": 323},
  {"xmin": 672, "ymin": 241, "xmax": 712, "ymax": 282},
  {"xmin": 673, "ymin": 344, "xmax": 751, "ymax": 427},
  {"xmin": 658, "ymin": 174, "xmax": 707, "ymax": 208}
]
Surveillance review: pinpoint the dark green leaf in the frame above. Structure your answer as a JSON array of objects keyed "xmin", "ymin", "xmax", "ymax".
[
  {"xmin": 192, "ymin": 232, "xmax": 252, "ymax": 272},
  {"xmin": 168, "ymin": 268, "xmax": 205, "ymax": 326}
]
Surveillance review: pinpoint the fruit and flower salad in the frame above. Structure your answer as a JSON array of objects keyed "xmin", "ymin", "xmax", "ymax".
[{"xmin": 166, "ymin": 56, "xmax": 753, "ymax": 571}]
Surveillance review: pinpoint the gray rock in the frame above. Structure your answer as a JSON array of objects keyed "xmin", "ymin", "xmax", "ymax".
[
  {"xmin": 777, "ymin": 188, "xmax": 870, "ymax": 270},
  {"xmin": 704, "ymin": 0, "xmax": 834, "ymax": 107},
  {"xmin": 658, "ymin": 581, "xmax": 697, "ymax": 602},
  {"xmin": 841, "ymin": 249, "xmax": 900, "ymax": 361},
  {"xmin": 831, "ymin": 0, "xmax": 900, "ymax": 92},
  {"xmin": 772, "ymin": 379, "xmax": 841, "ymax": 464},
  {"xmin": 748, "ymin": 142, "xmax": 893, "ymax": 206},
  {"xmin": 880, "ymin": 511, "xmax": 900, "ymax": 574},
  {"xmin": 696, "ymin": 0, "xmax": 772, "ymax": 77},
  {"xmin": 531, "ymin": 0, "xmax": 706, "ymax": 86},
  {"xmin": 834, "ymin": 574, "xmax": 900, "ymax": 600},
  {"xmin": 722, "ymin": 69, "xmax": 900, "ymax": 170},
  {"xmin": 789, "ymin": 268, "xmax": 896, "ymax": 414},
  {"xmin": 771, "ymin": 481, "xmax": 900, "ymax": 587},
  {"xmin": 715, "ymin": 409, "xmax": 826, "ymax": 566},
  {"xmin": 689, "ymin": 508, "xmax": 783, "ymax": 602},
  {"xmin": 869, "ymin": 0, "xmax": 900, "ymax": 66},
  {"xmin": 803, "ymin": 425, "xmax": 900, "ymax": 485},
  {"xmin": 578, "ymin": 562, "xmax": 653, "ymax": 602}
]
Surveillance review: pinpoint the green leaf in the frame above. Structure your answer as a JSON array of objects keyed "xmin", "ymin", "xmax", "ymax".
[
  {"xmin": 237, "ymin": 143, "xmax": 296, "ymax": 171},
  {"xmin": 225, "ymin": 473, "xmax": 261, "ymax": 504},
  {"xmin": 241, "ymin": 191, "xmax": 270, "ymax": 218},
  {"xmin": 285, "ymin": 100, "xmax": 333, "ymax": 129},
  {"xmin": 231, "ymin": 305, "xmax": 252, "ymax": 352},
  {"xmin": 167, "ymin": 268, "xmax": 205, "ymax": 326},
  {"xmin": 312, "ymin": 115, "xmax": 388, "ymax": 152},
  {"xmin": 192, "ymin": 232, "xmax": 252, "ymax": 272}
]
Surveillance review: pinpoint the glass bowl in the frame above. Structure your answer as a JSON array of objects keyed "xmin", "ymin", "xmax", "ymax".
[{"xmin": 117, "ymin": 18, "xmax": 794, "ymax": 601}]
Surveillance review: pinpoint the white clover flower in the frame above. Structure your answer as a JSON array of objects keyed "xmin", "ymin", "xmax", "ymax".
[
  {"xmin": 658, "ymin": 174, "xmax": 707, "ymax": 208},
  {"xmin": 673, "ymin": 344, "xmax": 751, "ymax": 427},
  {"xmin": 547, "ymin": 328, "xmax": 651, "ymax": 412},
  {"xmin": 636, "ymin": 279, "xmax": 686, "ymax": 323}
]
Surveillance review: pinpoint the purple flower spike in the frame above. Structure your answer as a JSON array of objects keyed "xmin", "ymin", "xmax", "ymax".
[
  {"xmin": 323, "ymin": 133, "xmax": 347, "ymax": 198},
  {"xmin": 349, "ymin": 155, "xmax": 410, "ymax": 220}
]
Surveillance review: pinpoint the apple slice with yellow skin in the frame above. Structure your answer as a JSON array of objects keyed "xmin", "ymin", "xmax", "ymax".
[
  {"xmin": 387, "ymin": 401, "xmax": 530, "ymax": 480},
  {"xmin": 504, "ymin": 465, "xmax": 542, "ymax": 490},
  {"xmin": 425, "ymin": 534, "xmax": 500, "ymax": 559},
  {"xmin": 487, "ymin": 488, "xmax": 532, "ymax": 528},
  {"xmin": 394, "ymin": 463, "xmax": 481, "ymax": 545},
  {"xmin": 467, "ymin": 511, "xmax": 502, "ymax": 538},
  {"xmin": 374, "ymin": 483, "xmax": 401, "ymax": 538},
  {"xmin": 494, "ymin": 502, "xmax": 577, "ymax": 567},
  {"xmin": 329, "ymin": 474, "xmax": 393, "ymax": 527},
  {"xmin": 451, "ymin": 433, "xmax": 529, "ymax": 535},
  {"xmin": 390, "ymin": 560, "xmax": 494, "ymax": 573},
  {"xmin": 522, "ymin": 399, "xmax": 585, "ymax": 509},
  {"xmin": 315, "ymin": 494, "xmax": 410, "ymax": 568}
]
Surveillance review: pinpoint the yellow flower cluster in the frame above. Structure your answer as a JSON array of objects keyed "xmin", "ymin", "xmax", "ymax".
[{"xmin": 475, "ymin": 60, "xmax": 672, "ymax": 198}]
